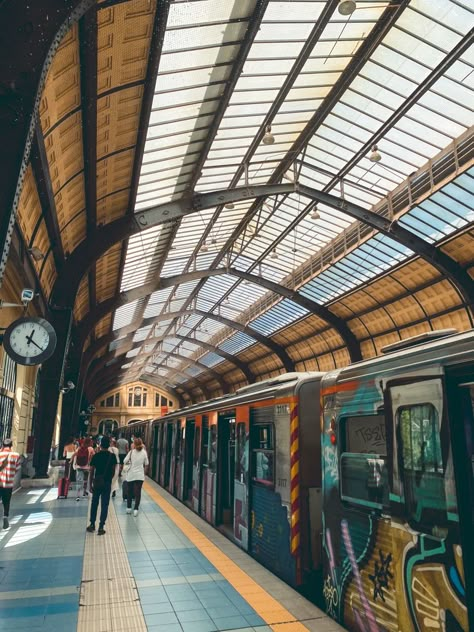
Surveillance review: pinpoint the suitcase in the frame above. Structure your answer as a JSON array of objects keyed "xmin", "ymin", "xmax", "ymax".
[
  {"xmin": 122, "ymin": 480, "xmax": 134, "ymax": 502},
  {"xmin": 57, "ymin": 477, "xmax": 70, "ymax": 499}
]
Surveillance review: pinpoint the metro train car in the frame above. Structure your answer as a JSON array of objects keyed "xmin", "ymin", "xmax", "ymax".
[{"xmin": 125, "ymin": 328, "xmax": 474, "ymax": 631}]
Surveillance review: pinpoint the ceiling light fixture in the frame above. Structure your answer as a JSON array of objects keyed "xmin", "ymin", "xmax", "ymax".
[
  {"xmin": 262, "ymin": 125, "xmax": 275, "ymax": 145},
  {"xmin": 338, "ymin": 0, "xmax": 356, "ymax": 16},
  {"xmin": 201, "ymin": 242, "xmax": 208, "ymax": 253},
  {"xmin": 369, "ymin": 144, "xmax": 382, "ymax": 162},
  {"xmin": 28, "ymin": 246, "xmax": 45, "ymax": 261},
  {"xmin": 310, "ymin": 207, "xmax": 320, "ymax": 220},
  {"xmin": 270, "ymin": 248, "xmax": 279, "ymax": 259},
  {"xmin": 225, "ymin": 201, "xmax": 234, "ymax": 209}
]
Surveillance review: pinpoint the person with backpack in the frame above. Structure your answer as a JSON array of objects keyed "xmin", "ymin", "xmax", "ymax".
[
  {"xmin": 73, "ymin": 438, "xmax": 94, "ymax": 501},
  {"xmin": 86, "ymin": 437, "xmax": 116, "ymax": 535}
]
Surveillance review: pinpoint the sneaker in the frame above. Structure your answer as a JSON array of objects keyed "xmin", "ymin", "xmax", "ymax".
[
  {"xmin": 83, "ymin": 490, "xmax": 88, "ymax": 497},
  {"xmin": 3, "ymin": 517, "xmax": 9, "ymax": 529},
  {"xmin": 98, "ymin": 528, "xmax": 106, "ymax": 536},
  {"xmin": 76, "ymin": 497, "xmax": 80, "ymax": 502},
  {"xmin": 112, "ymin": 491, "xmax": 116, "ymax": 498},
  {"xmin": 126, "ymin": 508, "xmax": 132, "ymax": 514},
  {"xmin": 133, "ymin": 509, "xmax": 138, "ymax": 517},
  {"xmin": 86, "ymin": 524, "xmax": 95, "ymax": 533}
]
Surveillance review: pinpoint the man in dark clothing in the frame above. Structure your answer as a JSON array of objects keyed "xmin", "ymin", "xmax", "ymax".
[{"xmin": 86, "ymin": 436, "xmax": 116, "ymax": 535}]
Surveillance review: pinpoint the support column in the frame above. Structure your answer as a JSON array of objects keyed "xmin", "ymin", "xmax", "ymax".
[{"xmin": 33, "ymin": 309, "xmax": 73, "ymax": 477}]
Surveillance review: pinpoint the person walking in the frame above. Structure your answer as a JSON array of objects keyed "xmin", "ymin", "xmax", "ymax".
[
  {"xmin": 72, "ymin": 438, "xmax": 94, "ymax": 501},
  {"xmin": 123, "ymin": 438, "xmax": 148, "ymax": 517},
  {"xmin": 0, "ymin": 438, "xmax": 22, "ymax": 529},
  {"xmin": 116, "ymin": 435, "xmax": 129, "ymax": 477},
  {"xmin": 86, "ymin": 437, "xmax": 116, "ymax": 535},
  {"xmin": 108, "ymin": 438, "xmax": 120, "ymax": 498}
]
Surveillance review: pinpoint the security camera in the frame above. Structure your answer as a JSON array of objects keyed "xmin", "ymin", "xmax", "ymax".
[{"xmin": 21, "ymin": 288, "xmax": 35, "ymax": 304}]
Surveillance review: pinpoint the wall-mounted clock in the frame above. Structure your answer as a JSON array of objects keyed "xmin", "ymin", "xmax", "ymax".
[{"xmin": 3, "ymin": 317, "xmax": 57, "ymax": 366}]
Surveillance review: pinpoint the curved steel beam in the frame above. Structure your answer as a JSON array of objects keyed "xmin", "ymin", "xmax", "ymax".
[
  {"xmin": 112, "ymin": 308, "xmax": 294, "ymax": 372},
  {"xmin": 50, "ymin": 184, "xmax": 474, "ymax": 311},
  {"xmin": 85, "ymin": 332, "xmax": 255, "ymax": 383},
  {"xmin": 88, "ymin": 348, "xmax": 229, "ymax": 395},
  {"xmin": 88, "ymin": 364, "xmax": 210, "ymax": 403},
  {"xmin": 78, "ymin": 267, "xmax": 360, "ymax": 360},
  {"xmin": 77, "ymin": 268, "xmax": 227, "ymax": 343}
]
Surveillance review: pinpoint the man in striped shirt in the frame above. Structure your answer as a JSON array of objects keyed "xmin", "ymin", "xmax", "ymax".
[{"xmin": 0, "ymin": 438, "xmax": 21, "ymax": 529}]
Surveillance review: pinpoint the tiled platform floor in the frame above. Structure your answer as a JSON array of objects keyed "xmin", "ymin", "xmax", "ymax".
[
  {"xmin": 1, "ymin": 481, "xmax": 344, "ymax": 632},
  {"xmin": 0, "ymin": 486, "xmax": 88, "ymax": 630}
]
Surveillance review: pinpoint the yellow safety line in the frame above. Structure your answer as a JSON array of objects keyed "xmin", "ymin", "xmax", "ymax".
[{"xmin": 144, "ymin": 481, "xmax": 309, "ymax": 631}]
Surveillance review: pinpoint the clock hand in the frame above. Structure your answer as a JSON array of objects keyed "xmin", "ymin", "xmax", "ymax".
[{"xmin": 28, "ymin": 338, "xmax": 45, "ymax": 352}]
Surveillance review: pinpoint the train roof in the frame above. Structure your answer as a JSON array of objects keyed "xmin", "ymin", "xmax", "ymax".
[
  {"xmin": 155, "ymin": 371, "xmax": 324, "ymax": 421},
  {"xmin": 326, "ymin": 328, "xmax": 474, "ymax": 384}
]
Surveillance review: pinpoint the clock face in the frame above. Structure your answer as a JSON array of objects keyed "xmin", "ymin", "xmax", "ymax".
[{"xmin": 3, "ymin": 317, "xmax": 57, "ymax": 366}]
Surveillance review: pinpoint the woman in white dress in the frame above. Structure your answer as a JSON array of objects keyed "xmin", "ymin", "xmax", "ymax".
[
  {"xmin": 123, "ymin": 438, "xmax": 149, "ymax": 516},
  {"xmin": 108, "ymin": 438, "xmax": 120, "ymax": 498}
]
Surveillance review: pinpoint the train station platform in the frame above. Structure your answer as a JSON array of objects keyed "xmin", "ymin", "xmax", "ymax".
[{"xmin": 0, "ymin": 480, "xmax": 343, "ymax": 632}]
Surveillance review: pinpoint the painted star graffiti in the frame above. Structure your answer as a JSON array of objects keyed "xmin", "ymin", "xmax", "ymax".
[{"xmin": 369, "ymin": 550, "xmax": 393, "ymax": 602}]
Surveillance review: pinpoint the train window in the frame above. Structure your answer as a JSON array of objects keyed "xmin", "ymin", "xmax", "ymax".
[
  {"xmin": 345, "ymin": 415, "xmax": 386, "ymax": 454},
  {"xmin": 398, "ymin": 403, "xmax": 447, "ymax": 530},
  {"xmin": 340, "ymin": 454, "xmax": 389, "ymax": 508},
  {"xmin": 251, "ymin": 424, "xmax": 274, "ymax": 486},
  {"xmin": 235, "ymin": 423, "xmax": 248, "ymax": 484},
  {"xmin": 201, "ymin": 421, "xmax": 209, "ymax": 467},
  {"xmin": 209, "ymin": 425, "xmax": 217, "ymax": 473},
  {"xmin": 194, "ymin": 427, "xmax": 201, "ymax": 465}
]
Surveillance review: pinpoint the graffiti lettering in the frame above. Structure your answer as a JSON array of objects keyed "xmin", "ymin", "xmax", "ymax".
[{"xmin": 369, "ymin": 550, "xmax": 393, "ymax": 602}]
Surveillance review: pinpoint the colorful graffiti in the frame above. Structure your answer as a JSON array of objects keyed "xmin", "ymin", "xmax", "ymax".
[{"xmin": 321, "ymin": 374, "xmax": 469, "ymax": 632}]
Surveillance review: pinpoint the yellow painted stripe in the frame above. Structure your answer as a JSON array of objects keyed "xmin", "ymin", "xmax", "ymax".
[{"xmin": 144, "ymin": 481, "xmax": 309, "ymax": 631}]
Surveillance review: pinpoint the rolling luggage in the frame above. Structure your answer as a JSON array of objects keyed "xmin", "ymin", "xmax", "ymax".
[
  {"xmin": 122, "ymin": 480, "xmax": 134, "ymax": 502},
  {"xmin": 57, "ymin": 477, "xmax": 70, "ymax": 499}
]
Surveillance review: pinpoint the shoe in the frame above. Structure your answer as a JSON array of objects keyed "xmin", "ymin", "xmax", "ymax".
[
  {"xmin": 3, "ymin": 517, "xmax": 9, "ymax": 529},
  {"xmin": 112, "ymin": 491, "xmax": 116, "ymax": 498},
  {"xmin": 83, "ymin": 490, "xmax": 88, "ymax": 497},
  {"xmin": 98, "ymin": 528, "xmax": 106, "ymax": 536},
  {"xmin": 86, "ymin": 524, "xmax": 95, "ymax": 533},
  {"xmin": 126, "ymin": 508, "xmax": 132, "ymax": 514},
  {"xmin": 133, "ymin": 510, "xmax": 138, "ymax": 517},
  {"xmin": 76, "ymin": 497, "xmax": 81, "ymax": 502}
]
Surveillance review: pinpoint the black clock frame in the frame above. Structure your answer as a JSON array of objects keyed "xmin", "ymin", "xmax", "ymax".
[{"xmin": 3, "ymin": 317, "xmax": 57, "ymax": 366}]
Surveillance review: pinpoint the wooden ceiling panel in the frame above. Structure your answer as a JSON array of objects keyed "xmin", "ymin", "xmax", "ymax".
[
  {"xmin": 441, "ymin": 231, "xmax": 474, "ymax": 266},
  {"xmin": 16, "ymin": 165, "xmax": 42, "ymax": 247},
  {"xmin": 384, "ymin": 296, "xmax": 426, "ymax": 327},
  {"xmin": 336, "ymin": 291, "xmax": 379, "ymax": 315},
  {"xmin": 390, "ymin": 258, "xmax": 439, "ymax": 289},
  {"xmin": 74, "ymin": 275, "xmax": 90, "ymax": 323},
  {"xmin": 96, "ymin": 150, "xmax": 135, "ymax": 199},
  {"xmin": 250, "ymin": 354, "xmax": 280, "ymax": 376},
  {"xmin": 39, "ymin": 24, "xmax": 81, "ymax": 135},
  {"xmin": 59, "ymin": 205, "xmax": 87, "ymax": 257},
  {"xmin": 363, "ymin": 275, "xmax": 405, "ymax": 303},
  {"xmin": 55, "ymin": 173, "xmax": 86, "ymax": 245},
  {"xmin": 360, "ymin": 339, "xmax": 376, "ymax": 359},
  {"xmin": 97, "ymin": 189, "xmax": 130, "ymax": 225},
  {"xmin": 413, "ymin": 280, "xmax": 462, "ymax": 316},
  {"xmin": 96, "ymin": 243, "xmax": 123, "ymax": 302},
  {"xmin": 95, "ymin": 314, "xmax": 112, "ymax": 339},
  {"xmin": 97, "ymin": 0, "xmax": 156, "ymax": 94},
  {"xmin": 371, "ymin": 332, "xmax": 401, "ymax": 356},
  {"xmin": 97, "ymin": 86, "xmax": 143, "ymax": 159},
  {"xmin": 39, "ymin": 253, "xmax": 57, "ymax": 299},
  {"xmin": 44, "ymin": 112, "xmax": 84, "ymax": 196},
  {"xmin": 430, "ymin": 308, "xmax": 472, "ymax": 332},
  {"xmin": 353, "ymin": 309, "xmax": 395, "ymax": 337}
]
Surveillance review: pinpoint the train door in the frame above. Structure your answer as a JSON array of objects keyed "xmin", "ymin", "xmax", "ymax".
[
  {"xmin": 233, "ymin": 410, "xmax": 249, "ymax": 550},
  {"xmin": 164, "ymin": 423, "xmax": 173, "ymax": 489},
  {"xmin": 387, "ymin": 378, "xmax": 469, "ymax": 631},
  {"xmin": 173, "ymin": 421, "xmax": 185, "ymax": 498},
  {"xmin": 183, "ymin": 418, "xmax": 195, "ymax": 505},
  {"xmin": 151, "ymin": 425, "xmax": 160, "ymax": 481},
  {"xmin": 158, "ymin": 424, "xmax": 164, "ymax": 485},
  {"xmin": 446, "ymin": 370, "xmax": 474, "ymax": 631},
  {"xmin": 217, "ymin": 412, "xmax": 236, "ymax": 534},
  {"xmin": 199, "ymin": 416, "xmax": 209, "ymax": 519},
  {"xmin": 191, "ymin": 420, "xmax": 201, "ymax": 512}
]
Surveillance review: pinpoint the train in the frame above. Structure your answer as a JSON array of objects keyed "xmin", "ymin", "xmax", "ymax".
[{"xmin": 119, "ymin": 328, "xmax": 474, "ymax": 632}]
